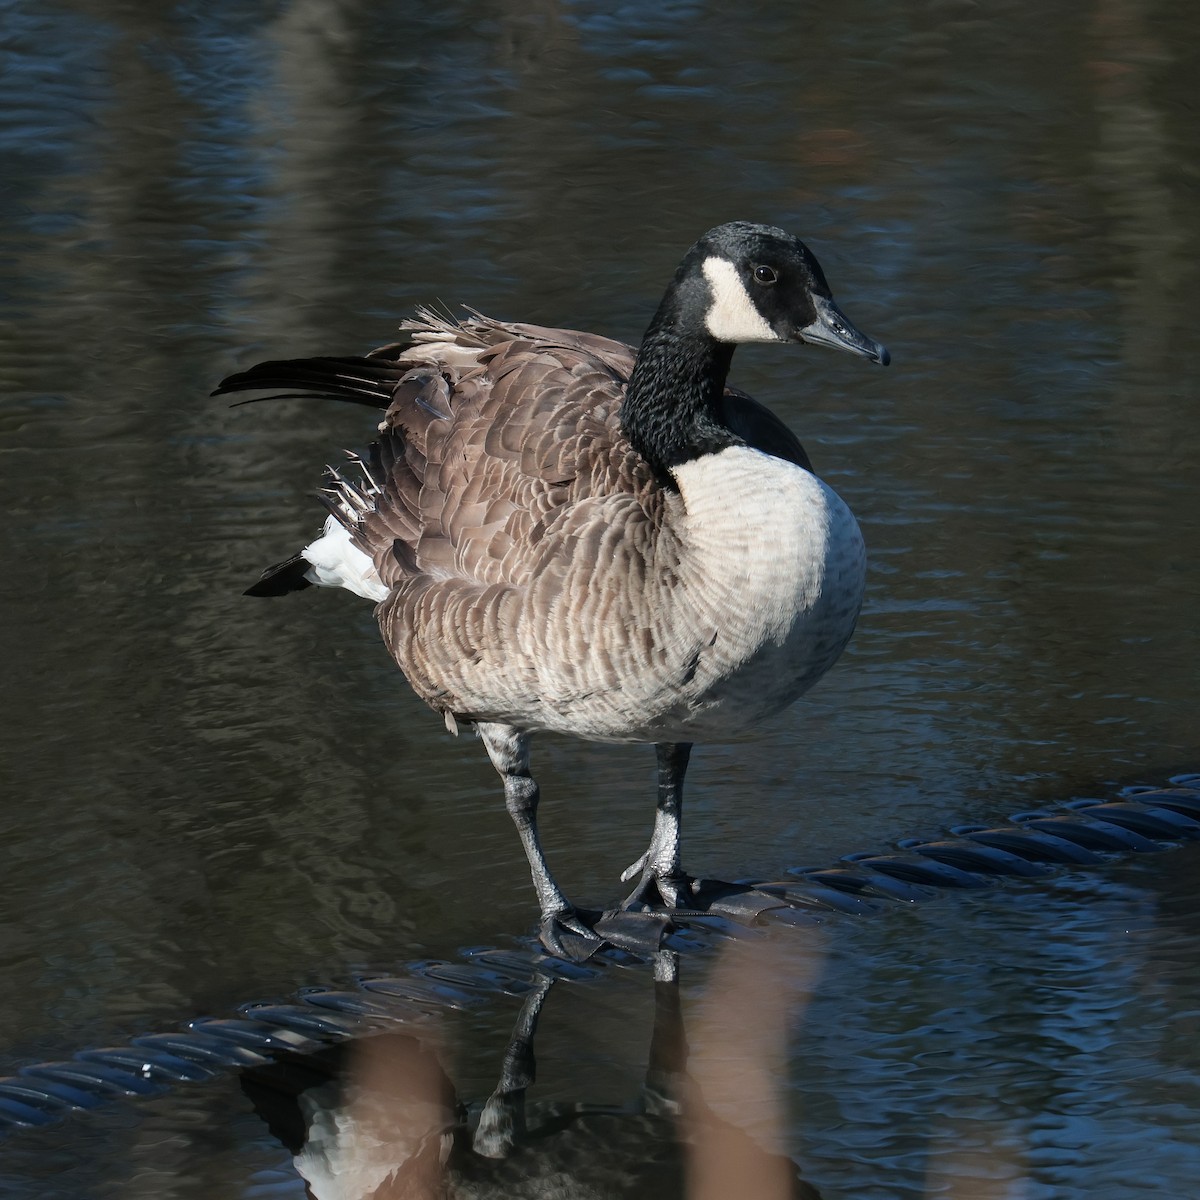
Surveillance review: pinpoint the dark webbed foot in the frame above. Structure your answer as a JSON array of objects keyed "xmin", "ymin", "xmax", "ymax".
[
  {"xmin": 538, "ymin": 906, "xmax": 605, "ymax": 960},
  {"xmin": 539, "ymin": 905, "xmax": 676, "ymax": 960},
  {"xmin": 620, "ymin": 865, "xmax": 699, "ymax": 911}
]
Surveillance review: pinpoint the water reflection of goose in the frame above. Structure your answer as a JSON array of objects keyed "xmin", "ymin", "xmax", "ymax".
[
  {"xmin": 241, "ymin": 948, "xmax": 823, "ymax": 1199},
  {"xmin": 216, "ymin": 222, "xmax": 888, "ymax": 957}
]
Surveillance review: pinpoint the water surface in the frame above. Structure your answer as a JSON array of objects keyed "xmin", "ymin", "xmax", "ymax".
[{"xmin": 1, "ymin": 0, "xmax": 1198, "ymax": 1195}]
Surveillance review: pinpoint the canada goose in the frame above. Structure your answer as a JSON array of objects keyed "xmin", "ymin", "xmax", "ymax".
[{"xmin": 215, "ymin": 221, "xmax": 888, "ymax": 957}]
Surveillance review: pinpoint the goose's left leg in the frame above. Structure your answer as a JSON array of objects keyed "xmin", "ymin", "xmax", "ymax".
[
  {"xmin": 621, "ymin": 742, "xmax": 696, "ymax": 909},
  {"xmin": 477, "ymin": 722, "xmax": 599, "ymax": 957}
]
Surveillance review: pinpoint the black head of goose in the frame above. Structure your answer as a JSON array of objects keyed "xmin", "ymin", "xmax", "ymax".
[{"xmin": 214, "ymin": 221, "xmax": 888, "ymax": 958}]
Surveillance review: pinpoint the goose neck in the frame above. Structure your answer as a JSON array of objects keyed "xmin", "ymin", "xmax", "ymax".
[{"xmin": 620, "ymin": 328, "xmax": 738, "ymax": 486}]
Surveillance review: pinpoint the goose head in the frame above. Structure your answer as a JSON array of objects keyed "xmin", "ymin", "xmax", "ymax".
[
  {"xmin": 667, "ymin": 221, "xmax": 890, "ymax": 365},
  {"xmin": 623, "ymin": 222, "xmax": 888, "ymax": 484}
]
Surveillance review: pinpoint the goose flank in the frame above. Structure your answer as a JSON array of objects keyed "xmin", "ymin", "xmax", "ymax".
[{"xmin": 214, "ymin": 222, "xmax": 889, "ymax": 956}]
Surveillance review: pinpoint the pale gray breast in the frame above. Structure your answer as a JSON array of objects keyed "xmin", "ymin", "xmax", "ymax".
[{"xmin": 532, "ymin": 445, "xmax": 866, "ymax": 743}]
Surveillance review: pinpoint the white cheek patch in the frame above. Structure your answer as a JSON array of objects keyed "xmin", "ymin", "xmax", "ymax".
[{"xmin": 701, "ymin": 256, "xmax": 781, "ymax": 343}]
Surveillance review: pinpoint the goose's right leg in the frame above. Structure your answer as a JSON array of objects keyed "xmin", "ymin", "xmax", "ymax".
[
  {"xmin": 621, "ymin": 742, "xmax": 696, "ymax": 909},
  {"xmin": 477, "ymin": 722, "xmax": 599, "ymax": 957}
]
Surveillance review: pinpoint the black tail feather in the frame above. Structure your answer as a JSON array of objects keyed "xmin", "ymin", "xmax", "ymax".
[
  {"xmin": 212, "ymin": 356, "xmax": 404, "ymax": 408},
  {"xmin": 221, "ymin": 356, "xmax": 407, "ymax": 599},
  {"xmin": 245, "ymin": 554, "xmax": 314, "ymax": 597}
]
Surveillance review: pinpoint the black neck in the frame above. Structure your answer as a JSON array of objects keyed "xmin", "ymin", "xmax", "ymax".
[{"xmin": 619, "ymin": 321, "xmax": 740, "ymax": 489}]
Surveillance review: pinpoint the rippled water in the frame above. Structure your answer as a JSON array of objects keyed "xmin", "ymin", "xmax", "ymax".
[{"xmin": 2, "ymin": 0, "xmax": 1198, "ymax": 1195}]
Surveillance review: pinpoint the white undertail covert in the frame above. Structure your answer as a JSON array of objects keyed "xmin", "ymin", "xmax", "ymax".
[{"xmin": 302, "ymin": 515, "xmax": 388, "ymax": 602}]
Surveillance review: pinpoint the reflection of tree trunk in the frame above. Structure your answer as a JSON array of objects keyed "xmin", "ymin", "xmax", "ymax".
[
  {"xmin": 242, "ymin": 0, "xmax": 376, "ymax": 346},
  {"xmin": 1089, "ymin": 0, "xmax": 1183, "ymax": 379},
  {"xmin": 0, "ymin": 7, "xmax": 227, "ymax": 1065}
]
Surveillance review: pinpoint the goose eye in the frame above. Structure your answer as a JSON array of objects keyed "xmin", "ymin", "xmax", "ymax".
[{"xmin": 752, "ymin": 265, "xmax": 778, "ymax": 285}]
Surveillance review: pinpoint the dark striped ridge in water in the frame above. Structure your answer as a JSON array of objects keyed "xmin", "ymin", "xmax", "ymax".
[{"xmin": 1, "ymin": 773, "xmax": 1197, "ymax": 1135}]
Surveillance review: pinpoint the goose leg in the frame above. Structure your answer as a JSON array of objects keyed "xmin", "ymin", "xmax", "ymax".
[
  {"xmin": 477, "ymin": 722, "xmax": 599, "ymax": 956},
  {"xmin": 621, "ymin": 742, "xmax": 695, "ymax": 909}
]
